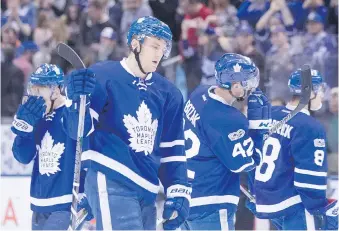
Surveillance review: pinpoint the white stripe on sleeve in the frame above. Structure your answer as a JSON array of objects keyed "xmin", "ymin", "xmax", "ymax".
[
  {"xmin": 295, "ymin": 168, "xmax": 327, "ymax": 177},
  {"xmin": 160, "ymin": 156, "xmax": 186, "ymax": 163},
  {"xmin": 159, "ymin": 140, "xmax": 185, "ymax": 148}
]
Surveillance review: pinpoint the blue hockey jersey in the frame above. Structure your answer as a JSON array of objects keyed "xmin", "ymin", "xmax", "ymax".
[
  {"xmin": 65, "ymin": 59, "xmax": 188, "ymax": 204},
  {"xmin": 12, "ymin": 104, "xmax": 86, "ymax": 213},
  {"xmin": 184, "ymin": 85, "xmax": 261, "ymax": 215},
  {"xmin": 254, "ymin": 104, "xmax": 328, "ymax": 218}
]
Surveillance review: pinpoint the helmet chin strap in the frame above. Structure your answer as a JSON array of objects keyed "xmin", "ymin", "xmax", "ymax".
[{"xmin": 133, "ymin": 46, "xmax": 148, "ymax": 75}]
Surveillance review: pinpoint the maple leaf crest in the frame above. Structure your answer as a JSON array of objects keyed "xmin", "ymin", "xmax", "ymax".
[
  {"xmin": 123, "ymin": 101, "xmax": 158, "ymax": 155},
  {"xmin": 36, "ymin": 131, "xmax": 65, "ymax": 176}
]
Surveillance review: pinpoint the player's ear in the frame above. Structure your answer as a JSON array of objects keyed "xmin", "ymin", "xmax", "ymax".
[{"xmin": 131, "ymin": 39, "xmax": 141, "ymax": 53}]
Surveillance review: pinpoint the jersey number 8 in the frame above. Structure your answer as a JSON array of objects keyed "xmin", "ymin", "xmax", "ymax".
[{"xmin": 255, "ymin": 137, "xmax": 325, "ymax": 183}]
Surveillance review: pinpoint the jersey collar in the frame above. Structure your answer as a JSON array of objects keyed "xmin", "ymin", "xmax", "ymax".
[
  {"xmin": 208, "ymin": 86, "xmax": 230, "ymax": 105},
  {"xmin": 285, "ymin": 103, "xmax": 310, "ymax": 115},
  {"xmin": 120, "ymin": 58, "xmax": 152, "ymax": 81}
]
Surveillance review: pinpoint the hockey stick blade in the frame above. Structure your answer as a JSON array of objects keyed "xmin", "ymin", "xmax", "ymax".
[
  {"xmin": 56, "ymin": 43, "xmax": 85, "ymax": 69},
  {"xmin": 264, "ymin": 64, "xmax": 312, "ymax": 140}
]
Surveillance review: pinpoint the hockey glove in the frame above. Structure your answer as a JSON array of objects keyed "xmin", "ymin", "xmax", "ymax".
[
  {"xmin": 11, "ymin": 96, "xmax": 46, "ymax": 137},
  {"xmin": 163, "ymin": 184, "xmax": 191, "ymax": 230},
  {"xmin": 310, "ymin": 199, "xmax": 338, "ymax": 230},
  {"xmin": 77, "ymin": 194, "xmax": 94, "ymax": 221},
  {"xmin": 66, "ymin": 69, "xmax": 96, "ymax": 101},
  {"xmin": 247, "ymin": 89, "xmax": 271, "ymax": 165},
  {"xmin": 247, "ymin": 88, "xmax": 272, "ymax": 132}
]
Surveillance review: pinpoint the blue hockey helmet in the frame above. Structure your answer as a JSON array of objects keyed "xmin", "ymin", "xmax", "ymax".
[
  {"xmin": 215, "ymin": 53, "xmax": 259, "ymax": 90},
  {"xmin": 126, "ymin": 16, "xmax": 173, "ymax": 59},
  {"xmin": 288, "ymin": 69, "xmax": 324, "ymax": 95},
  {"xmin": 29, "ymin": 63, "xmax": 64, "ymax": 86}
]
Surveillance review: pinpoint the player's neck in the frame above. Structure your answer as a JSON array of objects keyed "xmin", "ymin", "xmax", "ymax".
[
  {"xmin": 214, "ymin": 87, "xmax": 235, "ymax": 105},
  {"xmin": 288, "ymin": 99, "xmax": 309, "ymax": 110},
  {"xmin": 125, "ymin": 55, "xmax": 147, "ymax": 79}
]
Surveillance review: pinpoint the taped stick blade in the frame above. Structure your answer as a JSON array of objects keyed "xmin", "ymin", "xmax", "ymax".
[{"xmin": 299, "ymin": 64, "xmax": 312, "ymax": 105}]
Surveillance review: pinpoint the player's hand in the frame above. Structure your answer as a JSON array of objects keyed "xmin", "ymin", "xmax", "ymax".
[
  {"xmin": 247, "ymin": 88, "xmax": 272, "ymax": 130},
  {"xmin": 66, "ymin": 69, "xmax": 96, "ymax": 101},
  {"xmin": 11, "ymin": 96, "xmax": 46, "ymax": 137},
  {"xmin": 311, "ymin": 199, "xmax": 338, "ymax": 230},
  {"xmin": 77, "ymin": 195, "xmax": 94, "ymax": 221},
  {"xmin": 162, "ymin": 185, "xmax": 191, "ymax": 230}
]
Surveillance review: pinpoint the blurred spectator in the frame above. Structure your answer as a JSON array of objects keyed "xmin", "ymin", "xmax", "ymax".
[
  {"xmin": 180, "ymin": 0, "xmax": 213, "ymax": 95},
  {"xmin": 120, "ymin": 0, "xmax": 153, "ymax": 52},
  {"xmin": 2, "ymin": 0, "xmax": 32, "ymax": 39},
  {"xmin": 302, "ymin": 12, "xmax": 337, "ymax": 78},
  {"xmin": 1, "ymin": 48, "xmax": 25, "ymax": 117},
  {"xmin": 13, "ymin": 41, "xmax": 38, "ymax": 80},
  {"xmin": 1, "ymin": 27, "xmax": 21, "ymax": 49},
  {"xmin": 38, "ymin": 0, "xmax": 58, "ymax": 19},
  {"xmin": 95, "ymin": 27, "xmax": 124, "ymax": 61},
  {"xmin": 237, "ymin": 0, "xmax": 269, "ymax": 28},
  {"xmin": 265, "ymin": 25, "xmax": 294, "ymax": 101},
  {"xmin": 20, "ymin": 0, "xmax": 37, "ymax": 29},
  {"xmin": 207, "ymin": 0, "xmax": 239, "ymax": 37},
  {"xmin": 33, "ymin": 13, "xmax": 53, "ymax": 49},
  {"xmin": 72, "ymin": 0, "xmax": 89, "ymax": 11},
  {"xmin": 302, "ymin": 0, "xmax": 328, "ymax": 27},
  {"xmin": 79, "ymin": 0, "xmax": 112, "ymax": 55},
  {"xmin": 234, "ymin": 22, "xmax": 265, "ymax": 90},
  {"xmin": 328, "ymin": 87, "xmax": 338, "ymax": 154},
  {"xmin": 108, "ymin": 0, "xmax": 123, "ymax": 33},
  {"xmin": 149, "ymin": 0, "xmax": 180, "ymax": 42},
  {"xmin": 66, "ymin": 4, "xmax": 81, "ymax": 49},
  {"xmin": 328, "ymin": 0, "xmax": 338, "ymax": 34},
  {"xmin": 255, "ymin": 0, "xmax": 294, "ymax": 35}
]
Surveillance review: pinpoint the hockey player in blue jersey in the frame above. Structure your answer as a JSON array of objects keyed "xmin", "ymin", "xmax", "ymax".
[
  {"xmin": 248, "ymin": 69, "xmax": 338, "ymax": 230},
  {"xmin": 11, "ymin": 64, "xmax": 93, "ymax": 230},
  {"xmin": 63, "ymin": 16, "xmax": 190, "ymax": 230},
  {"xmin": 181, "ymin": 53, "xmax": 271, "ymax": 230}
]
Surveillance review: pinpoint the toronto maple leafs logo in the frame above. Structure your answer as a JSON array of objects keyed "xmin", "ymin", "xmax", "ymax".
[
  {"xmin": 123, "ymin": 101, "xmax": 158, "ymax": 155},
  {"xmin": 233, "ymin": 63, "xmax": 242, "ymax": 72},
  {"xmin": 37, "ymin": 131, "xmax": 65, "ymax": 176}
]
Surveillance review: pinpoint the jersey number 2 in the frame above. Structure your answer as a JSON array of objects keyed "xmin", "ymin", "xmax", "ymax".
[{"xmin": 184, "ymin": 129, "xmax": 200, "ymax": 179}]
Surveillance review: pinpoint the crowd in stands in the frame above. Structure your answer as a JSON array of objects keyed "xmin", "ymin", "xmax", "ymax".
[
  {"xmin": 1, "ymin": 0, "xmax": 337, "ymax": 164},
  {"xmin": 1, "ymin": 0, "xmax": 337, "ymax": 229}
]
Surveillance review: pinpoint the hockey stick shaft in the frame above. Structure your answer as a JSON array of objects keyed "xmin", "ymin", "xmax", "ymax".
[
  {"xmin": 241, "ymin": 64, "xmax": 312, "ymax": 202},
  {"xmin": 56, "ymin": 43, "xmax": 87, "ymax": 230},
  {"xmin": 240, "ymin": 185, "xmax": 256, "ymax": 203},
  {"xmin": 161, "ymin": 55, "xmax": 182, "ymax": 67}
]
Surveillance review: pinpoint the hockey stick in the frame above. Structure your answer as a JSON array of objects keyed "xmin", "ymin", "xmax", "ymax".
[
  {"xmin": 241, "ymin": 64, "xmax": 312, "ymax": 203},
  {"xmin": 263, "ymin": 64, "xmax": 312, "ymax": 140},
  {"xmin": 56, "ymin": 43, "xmax": 88, "ymax": 230},
  {"xmin": 161, "ymin": 55, "xmax": 182, "ymax": 67}
]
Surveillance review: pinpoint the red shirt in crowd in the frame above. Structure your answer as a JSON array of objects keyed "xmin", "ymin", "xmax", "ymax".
[{"xmin": 184, "ymin": 5, "xmax": 213, "ymax": 48}]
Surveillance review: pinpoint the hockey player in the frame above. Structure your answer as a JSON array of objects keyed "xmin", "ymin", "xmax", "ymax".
[
  {"xmin": 11, "ymin": 64, "xmax": 93, "ymax": 230},
  {"xmin": 181, "ymin": 53, "xmax": 271, "ymax": 230},
  {"xmin": 63, "ymin": 16, "xmax": 190, "ymax": 230},
  {"xmin": 248, "ymin": 69, "xmax": 338, "ymax": 230}
]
